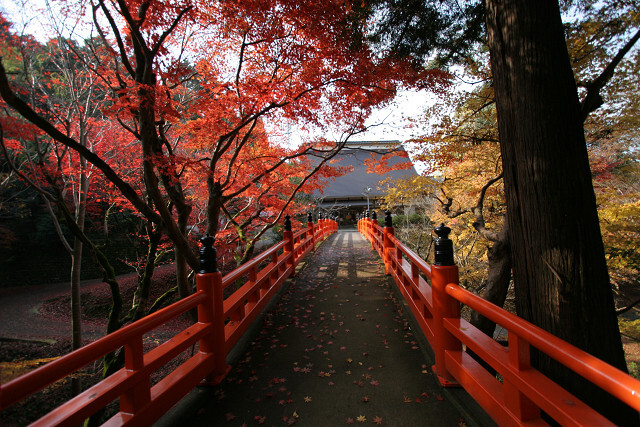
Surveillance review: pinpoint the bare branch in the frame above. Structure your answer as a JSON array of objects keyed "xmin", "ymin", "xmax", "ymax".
[
  {"xmin": 471, "ymin": 173, "xmax": 503, "ymax": 242},
  {"xmin": 92, "ymin": 0, "xmax": 135, "ymax": 77},
  {"xmin": 581, "ymin": 26, "xmax": 640, "ymax": 120}
]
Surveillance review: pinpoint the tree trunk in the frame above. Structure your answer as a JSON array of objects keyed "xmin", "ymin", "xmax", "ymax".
[
  {"xmin": 469, "ymin": 225, "xmax": 511, "ymax": 338},
  {"xmin": 236, "ymin": 242, "xmax": 256, "ymax": 267},
  {"xmin": 175, "ymin": 206, "xmax": 192, "ymax": 300},
  {"xmin": 485, "ymin": 1, "xmax": 636, "ymax": 423},
  {"xmin": 69, "ymin": 237, "xmax": 83, "ymax": 396}
]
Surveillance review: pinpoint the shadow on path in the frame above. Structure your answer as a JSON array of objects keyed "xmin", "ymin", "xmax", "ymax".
[{"xmin": 161, "ymin": 230, "xmax": 471, "ymax": 426}]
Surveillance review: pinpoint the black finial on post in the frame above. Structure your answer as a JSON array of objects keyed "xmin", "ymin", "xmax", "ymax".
[
  {"xmin": 199, "ymin": 234, "xmax": 218, "ymax": 273},
  {"xmin": 385, "ymin": 210, "xmax": 392, "ymax": 227},
  {"xmin": 308, "ymin": 212, "xmax": 313, "ymax": 223},
  {"xmin": 284, "ymin": 214, "xmax": 292, "ymax": 231},
  {"xmin": 371, "ymin": 211, "xmax": 377, "ymax": 221},
  {"xmin": 434, "ymin": 223, "xmax": 454, "ymax": 266},
  {"xmin": 365, "ymin": 210, "xmax": 370, "ymax": 219}
]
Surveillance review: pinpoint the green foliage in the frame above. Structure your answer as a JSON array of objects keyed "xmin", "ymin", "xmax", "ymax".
[
  {"xmin": 408, "ymin": 213, "xmax": 423, "ymax": 224},
  {"xmin": 362, "ymin": 0, "xmax": 485, "ymax": 67},
  {"xmin": 391, "ymin": 214, "xmax": 406, "ymax": 228}
]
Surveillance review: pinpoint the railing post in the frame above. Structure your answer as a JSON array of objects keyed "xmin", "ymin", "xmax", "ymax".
[
  {"xmin": 365, "ymin": 210, "xmax": 370, "ymax": 241},
  {"xmin": 383, "ymin": 211, "xmax": 394, "ymax": 275},
  {"xmin": 370, "ymin": 211, "xmax": 378, "ymax": 250},
  {"xmin": 430, "ymin": 224, "xmax": 461, "ymax": 387},
  {"xmin": 307, "ymin": 212, "xmax": 315, "ymax": 250},
  {"xmin": 120, "ymin": 335, "xmax": 149, "ymax": 415},
  {"xmin": 323, "ymin": 214, "xmax": 327, "ymax": 237},
  {"xmin": 505, "ymin": 334, "xmax": 540, "ymax": 420},
  {"xmin": 197, "ymin": 235, "xmax": 230, "ymax": 384},
  {"xmin": 283, "ymin": 215, "xmax": 295, "ymax": 274}
]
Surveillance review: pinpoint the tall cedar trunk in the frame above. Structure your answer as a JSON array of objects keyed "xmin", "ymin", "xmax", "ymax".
[{"xmin": 485, "ymin": 1, "xmax": 636, "ymax": 423}]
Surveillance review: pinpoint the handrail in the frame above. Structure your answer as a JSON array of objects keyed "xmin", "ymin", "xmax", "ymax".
[
  {"xmin": 446, "ymin": 284, "xmax": 640, "ymax": 413},
  {"xmin": 0, "ymin": 218, "xmax": 338, "ymax": 426},
  {"xmin": 0, "ymin": 291, "xmax": 206, "ymax": 409},
  {"xmin": 221, "ymin": 241, "xmax": 287, "ymax": 286},
  {"xmin": 357, "ymin": 215, "xmax": 640, "ymax": 426}
]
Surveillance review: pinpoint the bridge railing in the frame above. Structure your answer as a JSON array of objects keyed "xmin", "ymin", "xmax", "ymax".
[
  {"xmin": 358, "ymin": 212, "xmax": 640, "ymax": 426},
  {"xmin": 0, "ymin": 215, "xmax": 337, "ymax": 426}
]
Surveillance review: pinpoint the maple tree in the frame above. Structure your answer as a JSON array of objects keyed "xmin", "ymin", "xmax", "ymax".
[
  {"xmin": 0, "ymin": 13, "xmax": 176, "ymax": 399},
  {"xmin": 0, "ymin": 13, "xmax": 114, "ymax": 363},
  {"xmin": 0, "ymin": 0, "xmax": 438, "ymax": 333}
]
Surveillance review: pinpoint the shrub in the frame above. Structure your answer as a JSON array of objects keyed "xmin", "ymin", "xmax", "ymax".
[
  {"xmin": 391, "ymin": 214, "xmax": 406, "ymax": 228},
  {"xmin": 408, "ymin": 213, "xmax": 423, "ymax": 224}
]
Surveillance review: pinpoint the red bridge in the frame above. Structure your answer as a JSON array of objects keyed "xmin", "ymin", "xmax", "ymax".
[{"xmin": 1, "ymin": 213, "xmax": 639, "ymax": 426}]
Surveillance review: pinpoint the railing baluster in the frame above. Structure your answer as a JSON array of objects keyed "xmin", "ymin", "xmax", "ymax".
[
  {"xmin": 120, "ymin": 335, "xmax": 149, "ymax": 415},
  {"xmin": 505, "ymin": 334, "xmax": 540, "ymax": 421},
  {"xmin": 308, "ymin": 212, "xmax": 315, "ymax": 250},
  {"xmin": 283, "ymin": 215, "xmax": 295, "ymax": 275},
  {"xmin": 383, "ymin": 211, "xmax": 394, "ymax": 276}
]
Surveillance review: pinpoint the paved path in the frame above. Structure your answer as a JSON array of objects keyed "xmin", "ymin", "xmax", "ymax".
[
  {"xmin": 0, "ymin": 277, "xmax": 105, "ymax": 342},
  {"xmin": 163, "ymin": 230, "xmax": 475, "ymax": 426}
]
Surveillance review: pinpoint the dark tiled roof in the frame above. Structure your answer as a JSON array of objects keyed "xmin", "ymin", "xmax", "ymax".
[{"xmin": 310, "ymin": 142, "xmax": 419, "ymax": 200}]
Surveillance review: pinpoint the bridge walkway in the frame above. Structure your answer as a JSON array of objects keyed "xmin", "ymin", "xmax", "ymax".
[{"xmin": 160, "ymin": 229, "xmax": 486, "ymax": 426}]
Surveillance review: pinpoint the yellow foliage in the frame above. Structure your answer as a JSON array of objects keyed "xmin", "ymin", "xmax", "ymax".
[
  {"xmin": 619, "ymin": 319, "xmax": 640, "ymax": 341},
  {"xmin": 598, "ymin": 190, "xmax": 640, "ymax": 275}
]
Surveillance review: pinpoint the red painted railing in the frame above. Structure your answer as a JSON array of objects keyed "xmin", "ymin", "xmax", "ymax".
[
  {"xmin": 358, "ymin": 214, "xmax": 640, "ymax": 426},
  {"xmin": 0, "ymin": 218, "xmax": 337, "ymax": 426}
]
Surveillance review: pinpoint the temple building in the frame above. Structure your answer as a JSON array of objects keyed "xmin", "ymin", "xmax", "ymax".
[{"xmin": 311, "ymin": 141, "xmax": 419, "ymax": 225}]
